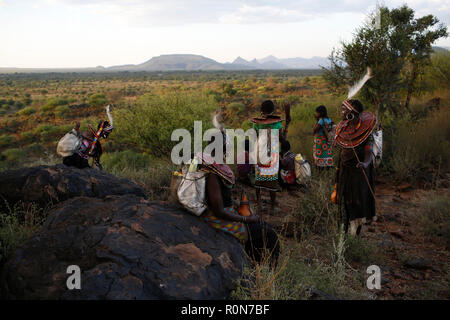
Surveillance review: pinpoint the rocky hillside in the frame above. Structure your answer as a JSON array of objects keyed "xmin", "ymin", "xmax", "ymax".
[{"xmin": 0, "ymin": 166, "xmax": 246, "ymax": 299}]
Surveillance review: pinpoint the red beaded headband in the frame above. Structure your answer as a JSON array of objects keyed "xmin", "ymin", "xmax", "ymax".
[{"xmin": 342, "ymin": 100, "xmax": 359, "ymax": 114}]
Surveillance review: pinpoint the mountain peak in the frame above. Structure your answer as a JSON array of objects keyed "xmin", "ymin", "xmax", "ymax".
[{"xmin": 232, "ymin": 56, "xmax": 249, "ymax": 64}]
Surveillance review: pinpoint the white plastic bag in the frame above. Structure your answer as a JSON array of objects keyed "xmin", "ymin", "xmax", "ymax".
[
  {"xmin": 177, "ymin": 163, "xmax": 207, "ymax": 216},
  {"xmin": 294, "ymin": 154, "xmax": 311, "ymax": 185},
  {"xmin": 372, "ymin": 129, "xmax": 383, "ymax": 168},
  {"xmin": 56, "ymin": 130, "xmax": 81, "ymax": 157}
]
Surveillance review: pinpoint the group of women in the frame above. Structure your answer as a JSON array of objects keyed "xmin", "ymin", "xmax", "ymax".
[
  {"xmin": 62, "ymin": 98, "xmax": 378, "ymax": 264},
  {"xmin": 200, "ymin": 98, "xmax": 377, "ymax": 264}
]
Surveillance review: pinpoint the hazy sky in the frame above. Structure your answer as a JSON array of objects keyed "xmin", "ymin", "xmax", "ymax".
[{"xmin": 1, "ymin": 0, "xmax": 448, "ymax": 68}]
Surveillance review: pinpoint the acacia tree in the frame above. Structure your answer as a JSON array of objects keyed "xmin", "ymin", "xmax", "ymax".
[{"xmin": 323, "ymin": 5, "xmax": 447, "ymax": 117}]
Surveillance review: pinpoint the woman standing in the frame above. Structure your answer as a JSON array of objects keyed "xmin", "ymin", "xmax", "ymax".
[
  {"xmin": 313, "ymin": 105, "xmax": 333, "ymax": 169},
  {"xmin": 251, "ymin": 100, "xmax": 283, "ymax": 215},
  {"xmin": 335, "ymin": 99, "xmax": 376, "ymax": 235}
]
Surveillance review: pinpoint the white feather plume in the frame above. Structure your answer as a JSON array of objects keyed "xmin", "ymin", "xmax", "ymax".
[
  {"xmin": 106, "ymin": 105, "xmax": 114, "ymax": 127},
  {"xmin": 212, "ymin": 110, "xmax": 224, "ymax": 132},
  {"xmin": 348, "ymin": 67, "xmax": 373, "ymax": 99}
]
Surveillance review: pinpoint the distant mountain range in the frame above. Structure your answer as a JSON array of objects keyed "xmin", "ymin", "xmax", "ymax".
[
  {"xmin": 0, "ymin": 54, "xmax": 330, "ymax": 73},
  {"xmin": 1, "ymin": 47, "xmax": 447, "ymax": 73},
  {"xmin": 230, "ymin": 55, "xmax": 329, "ymax": 70},
  {"xmin": 107, "ymin": 54, "xmax": 330, "ymax": 71}
]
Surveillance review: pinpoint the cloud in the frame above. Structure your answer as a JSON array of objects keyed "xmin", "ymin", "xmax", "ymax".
[
  {"xmin": 43, "ymin": 0, "xmax": 450, "ymax": 26},
  {"xmin": 218, "ymin": 5, "xmax": 312, "ymax": 24}
]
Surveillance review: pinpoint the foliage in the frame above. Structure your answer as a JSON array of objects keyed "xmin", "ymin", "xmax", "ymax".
[
  {"xmin": 323, "ymin": 5, "xmax": 448, "ymax": 116},
  {"xmin": 112, "ymin": 92, "xmax": 218, "ymax": 156},
  {"xmin": 0, "ymin": 201, "xmax": 44, "ymax": 264},
  {"xmin": 103, "ymin": 154, "xmax": 175, "ymax": 200},
  {"xmin": 293, "ymin": 170, "xmax": 339, "ymax": 237},
  {"xmin": 17, "ymin": 107, "xmax": 36, "ymax": 116},
  {"xmin": 88, "ymin": 93, "xmax": 108, "ymax": 107},
  {"xmin": 0, "ymin": 134, "xmax": 15, "ymax": 148},
  {"xmin": 380, "ymin": 103, "xmax": 449, "ymax": 183},
  {"xmin": 1, "ymin": 148, "xmax": 26, "ymax": 167},
  {"xmin": 232, "ymin": 239, "xmax": 366, "ymax": 300},
  {"xmin": 415, "ymin": 193, "xmax": 450, "ymax": 247}
]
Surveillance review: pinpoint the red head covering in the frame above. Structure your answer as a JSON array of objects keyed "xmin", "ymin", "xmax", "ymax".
[{"xmin": 197, "ymin": 153, "xmax": 235, "ymax": 185}]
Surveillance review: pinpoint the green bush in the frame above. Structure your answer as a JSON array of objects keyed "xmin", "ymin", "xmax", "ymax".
[
  {"xmin": 88, "ymin": 93, "xmax": 108, "ymax": 107},
  {"xmin": 344, "ymin": 236, "xmax": 381, "ymax": 264},
  {"xmin": 416, "ymin": 194, "xmax": 450, "ymax": 247},
  {"xmin": 381, "ymin": 106, "xmax": 449, "ymax": 183},
  {"xmin": 293, "ymin": 170, "xmax": 339, "ymax": 237},
  {"xmin": 1, "ymin": 148, "xmax": 26, "ymax": 167},
  {"xmin": 0, "ymin": 134, "xmax": 15, "ymax": 148},
  {"xmin": 232, "ymin": 241, "xmax": 366, "ymax": 300},
  {"xmin": 17, "ymin": 107, "xmax": 36, "ymax": 116},
  {"xmin": 227, "ymin": 102, "xmax": 246, "ymax": 114},
  {"xmin": 102, "ymin": 151, "xmax": 151, "ymax": 171},
  {"xmin": 55, "ymin": 105, "xmax": 70, "ymax": 118},
  {"xmin": 33, "ymin": 124, "xmax": 72, "ymax": 143},
  {"xmin": 104, "ymin": 156, "xmax": 175, "ymax": 200},
  {"xmin": 113, "ymin": 92, "xmax": 218, "ymax": 156},
  {"xmin": 45, "ymin": 97, "xmax": 69, "ymax": 108},
  {"xmin": 25, "ymin": 143, "xmax": 45, "ymax": 156},
  {"xmin": 20, "ymin": 131, "xmax": 35, "ymax": 144},
  {"xmin": 0, "ymin": 202, "xmax": 43, "ymax": 264}
]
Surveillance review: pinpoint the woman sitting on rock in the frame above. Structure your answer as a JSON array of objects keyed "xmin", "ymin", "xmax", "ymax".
[
  {"xmin": 61, "ymin": 120, "xmax": 113, "ymax": 170},
  {"xmin": 199, "ymin": 153, "xmax": 280, "ymax": 264}
]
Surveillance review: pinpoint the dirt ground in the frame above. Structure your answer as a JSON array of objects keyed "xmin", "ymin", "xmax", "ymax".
[{"xmin": 235, "ymin": 179, "xmax": 450, "ymax": 300}]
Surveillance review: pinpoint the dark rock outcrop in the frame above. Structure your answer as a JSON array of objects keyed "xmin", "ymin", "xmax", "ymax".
[
  {"xmin": 1, "ymin": 195, "xmax": 246, "ymax": 299},
  {"xmin": 0, "ymin": 165, "xmax": 146, "ymax": 208}
]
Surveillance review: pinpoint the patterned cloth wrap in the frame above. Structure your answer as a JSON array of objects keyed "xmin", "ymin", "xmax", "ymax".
[
  {"xmin": 253, "ymin": 121, "xmax": 281, "ymax": 191},
  {"xmin": 313, "ymin": 117, "xmax": 333, "ymax": 167},
  {"xmin": 313, "ymin": 134, "xmax": 333, "ymax": 167},
  {"xmin": 202, "ymin": 207, "xmax": 247, "ymax": 241},
  {"xmin": 78, "ymin": 138, "xmax": 93, "ymax": 160}
]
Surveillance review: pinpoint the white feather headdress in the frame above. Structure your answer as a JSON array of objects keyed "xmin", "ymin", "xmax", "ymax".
[{"xmin": 347, "ymin": 67, "xmax": 373, "ymax": 100}]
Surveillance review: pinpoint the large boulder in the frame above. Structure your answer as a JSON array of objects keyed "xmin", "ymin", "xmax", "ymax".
[
  {"xmin": 1, "ymin": 195, "xmax": 246, "ymax": 299},
  {"xmin": 0, "ymin": 165, "xmax": 146, "ymax": 208}
]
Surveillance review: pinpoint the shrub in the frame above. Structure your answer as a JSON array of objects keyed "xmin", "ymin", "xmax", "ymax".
[
  {"xmin": 17, "ymin": 107, "xmax": 36, "ymax": 116},
  {"xmin": 344, "ymin": 236, "xmax": 381, "ymax": 264},
  {"xmin": 20, "ymin": 131, "xmax": 35, "ymax": 144},
  {"xmin": 25, "ymin": 143, "xmax": 45, "ymax": 156},
  {"xmin": 232, "ymin": 240, "xmax": 366, "ymax": 300},
  {"xmin": 0, "ymin": 134, "xmax": 15, "ymax": 148},
  {"xmin": 102, "ymin": 151, "xmax": 151, "ymax": 171},
  {"xmin": 292, "ymin": 170, "xmax": 339, "ymax": 237},
  {"xmin": 55, "ymin": 105, "xmax": 70, "ymax": 118},
  {"xmin": 381, "ymin": 106, "xmax": 449, "ymax": 183},
  {"xmin": 104, "ymin": 156, "xmax": 175, "ymax": 200},
  {"xmin": 227, "ymin": 102, "xmax": 246, "ymax": 115},
  {"xmin": 0, "ymin": 201, "xmax": 44, "ymax": 264},
  {"xmin": 88, "ymin": 93, "xmax": 108, "ymax": 107},
  {"xmin": 1, "ymin": 148, "xmax": 26, "ymax": 167},
  {"xmin": 33, "ymin": 124, "xmax": 72, "ymax": 142},
  {"xmin": 415, "ymin": 194, "xmax": 450, "ymax": 247},
  {"xmin": 113, "ymin": 92, "xmax": 218, "ymax": 157}
]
